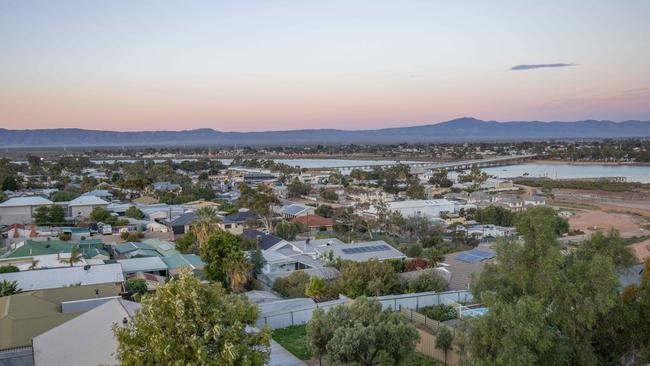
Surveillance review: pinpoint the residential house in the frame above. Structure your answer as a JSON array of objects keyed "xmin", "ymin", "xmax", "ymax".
[
  {"xmin": 258, "ymin": 236, "xmax": 405, "ymax": 278},
  {"xmin": 276, "ymin": 204, "xmax": 314, "ymax": 219},
  {"xmin": 114, "ymin": 239, "xmax": 178, "ymax": 258},
  {"xmin": 115, "ymin": 256, "xmax": 168, "ymax": 276},
  {"xmin": 32, "ymin": 299, "xmax": 141, "ymax": 366},
  {"xmin": 492, "ymin": 194, "xmax": 525, "ymax": 211},
  {"xmin": 243, "ymin": 172, "xmax": 278, "ymax": 184},
  {"xmin": 373, "ymin": 199, "xmax": 456, "ymax": 219},
  {"xmin": 0, "ymin": 284, "xmax": 121, "ymax": 351},
  {"xmin": 242, "ymin": 229, "xmax": 290, "ymax": 251},
  {"xmin": 82, "ymin": 189, "xmax": 113, "ymax": 200},
  {"xmin": 67, "ymin": 195, "xmax": 109, "ymax": 220},
  {"xmin": 524, "ymin": 195, "xmax": 546, "ymax": 207},
  {"xmin": 167, "ymin": 211, "xmax": 196, "ymax": 235},
  {"xmin": 0, "ymin": 196, "xmax": 54, "ymax": 225},
  {"xmin": 161, "ymin": 253, "xmax": 205, "ymax": 277},
  {"xmin": 0, "ymin": 263, "xmax": 124, "ymax": 292},
  {"xmin": 292, "ymin": 214, "xmax": 334, "ymax": 232},
  {"xmin": 150, "ymin": 181, "xmax": 181, "ymax": 192},
  {"xmin": 220, "ymin": 209, "xmax": 262, "ymax": 234}
]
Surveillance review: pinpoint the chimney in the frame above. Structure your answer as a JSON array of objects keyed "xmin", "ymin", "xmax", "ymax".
[{"xmin": 122, "ymin": 317, "xmax": 128, "ymax": 325}]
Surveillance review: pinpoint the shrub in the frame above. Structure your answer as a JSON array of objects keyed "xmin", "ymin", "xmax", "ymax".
[
  {"xmin": 405, "ymin": 272, "xmax": 448, "ymax": 293},
  {"xmin": 0, "ymin": 265, "xmax": 19, "ymax": 274},
  {"xmin": 121, "ymin": 232, "xmax": 143, "ymax": 242},
  {"xmin": 125, "ymin": 278, "xmax": 148, "ymax": 296},
  {"xmin": 418, "ymin": 304, "xmax": 457, "ymax": 322},
  {"xmin": 272, "ymin": 271, "xmax": 310, "ymax": 298},
  {"xmin": 59, "ymin": 232, "xmax": 71, "ymax": 241}
]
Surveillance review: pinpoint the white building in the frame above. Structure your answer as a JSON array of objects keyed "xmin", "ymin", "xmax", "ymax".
[
  {"xmin": 380, "ymin": 199, "xmax": 457, "ymax": 219},
  {"xmin": 0, "ymin": 196, "xmax": 54, "ymax": 225},
  {"xmin": 67, "ymin": 195, "xmax": 109, "ymax": 220}
]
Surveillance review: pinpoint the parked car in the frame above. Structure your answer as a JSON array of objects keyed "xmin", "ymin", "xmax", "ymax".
[{"xmin": 102, "ymin": 225, "xmax": 113, "ymax": 235}]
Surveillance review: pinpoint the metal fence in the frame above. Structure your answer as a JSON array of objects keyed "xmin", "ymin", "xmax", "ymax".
[{"xmin": 256, "ymin": 290, "xmax": 473, "ymax": 330}]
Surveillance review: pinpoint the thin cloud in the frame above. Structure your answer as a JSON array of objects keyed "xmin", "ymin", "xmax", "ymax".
[{"xmin": 510, "ymin": 63, "xmax": 575, "ymax": 71}]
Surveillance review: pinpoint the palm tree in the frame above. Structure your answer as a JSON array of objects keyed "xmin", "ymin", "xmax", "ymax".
[
  {"xmin": 0, "ymin": 280, "xmax": 21, "ymax": 297},
  {"xmin": 59, "ymin": 246, "xmax": 84, "ymax": 267},
  {"xmin": 191, "ymin": 206, "xmax": 222, "ymax": 248},
  {"xmin": 225, "ymin": 258, "xmax": 251, "ymax": 293}
]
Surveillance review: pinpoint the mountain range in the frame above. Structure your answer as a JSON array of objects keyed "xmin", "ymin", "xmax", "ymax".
[{"xmin": 1, "ymin": 118, "xmax": 649, "ymax": 147}]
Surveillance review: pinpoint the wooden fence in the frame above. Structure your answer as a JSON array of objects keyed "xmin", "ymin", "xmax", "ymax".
[{"xmin": 399, "ymin": 307, "xmax": 465, "ymax": 366}]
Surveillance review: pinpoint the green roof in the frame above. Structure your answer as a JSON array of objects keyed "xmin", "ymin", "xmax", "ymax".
[
  {"xmin": 161, "ymin": 253, "xmax": 205, "ymax": 270},
  {"xmin": 1, "ymin": 240, "xmax": 73, "ymax": 258},
  {"xmin": 115, "ymin": 240, "xmax": 179, "ymax": 257},
  {"xmin": 128, "ymin": 249, "xmax": 161, "ymax": 258},
  {"xmin": 80, "ymin": 247, "xmax": 110, "ymax": 259},
  {"xmin": 114, "ymin": 242, "xmax": 153, "ymax": 254},
  {"xmin": 78, "ymin": 239, "xmax": 104, "ymax": 246},
  {"xmin": 141, "ymin": 239, "xmax": 178, "ymax": 256}
]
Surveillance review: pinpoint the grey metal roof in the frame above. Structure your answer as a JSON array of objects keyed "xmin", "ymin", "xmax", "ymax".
[
  {"xmin": 0, "ymin": 196, "xmax": 53, "ymax": 207},
  {"xmin": 0, "ymin": 263, "xmax": 125, "ymax": 291},
  {"xmin": 243, "ymin": 229, "xmax": 286, "ymax": 250},
  {"xmin": 170, "ymin": 211, "xmax": 196, "ymax": 226},
  {"xmin": 222, "ymin": 210, "xmax": 261, "ymax": 224},
  {"xmin": 280, "ymin": 204, "xmax": 310, "ymax": 216},
  {"xmin": 116, "ymin": 257, "xmax": 168, "ymax": 273}
]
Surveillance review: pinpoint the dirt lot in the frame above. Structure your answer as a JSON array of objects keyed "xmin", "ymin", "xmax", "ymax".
[
  {"xmin": 552, "ymin": 188, "xmax": 650, "ymax": 214},
  {"xmin": 630, "ymin": 239, "xmax": 650, "ymax": 262},
  {"xmin": 550, "ymin": 187, "xmax": 650, "ymax": 238},
  {"xmin": 568, "ymin": 209, "xmax": 646, "ymax": 237}
]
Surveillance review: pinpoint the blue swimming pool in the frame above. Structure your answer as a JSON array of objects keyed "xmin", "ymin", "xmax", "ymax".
[{"xmin": 461, "ymin": 306, "xmax": 488, "ymax": 317}]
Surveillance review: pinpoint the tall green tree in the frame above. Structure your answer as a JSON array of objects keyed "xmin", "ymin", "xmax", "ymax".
[
  {"xmin": 200, "ymin": 232, "xmax": 248, "ymax": 290},
  {"xmin": 113, "ymin": 269, "xmax": 270, "ymax": 365},
  {"xmin": 469, "ymin": 207, "xmax": 637, "ymax": 365},
  {"xmin": 237, "ymin": 183, "xmax": 279, "ymax": 231},
  {"xmin": 124, "ymin": 206, "xmax": 145, "ymax": 219},
  {"xmin": 287, "ymin": 178, "xmax": 311, "ymax": 198},
  {"xmin": 306, "ymin": 297, "xmax": 419, "ymax": 366},
  {"xmin": 274, "ymin": 220, "xmax": 303, "ymax": 240},
  {"xmin": 1, "ymin": 175, "xmax": 18, "ymax": 191},
  {"xmin": 436, "ymin": 326, "xmax": 454, "ymax": 366},
  {"xmin": 33, "ymin": 205, "xmax": 66, "ymax": 225}
]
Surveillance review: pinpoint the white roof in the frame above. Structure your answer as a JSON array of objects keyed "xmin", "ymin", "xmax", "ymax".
[
  {"xmin": 68, "ymin": 195, "xmax": 109, "ymax": 206},
  {"xmin": 117, "ymin": 257, "xmax": 168, "ymax": 273},
  {"xmin": 291, "ymin": 238, "xmax": 406, "ymax": 262},
  {"xmin": 387, "ymin": 199, "xmax": 454, "ymax": 209},
  {"xmin": 33, "ymin": 299, "xmax": 141, "ymax": 366},
  {"xmin": 0, "ymin": 263, "xmax": 124, "ymax": 291},
  {"xmin": 0, "ymin": 196, "xmax": 53, "ymax": 207}
]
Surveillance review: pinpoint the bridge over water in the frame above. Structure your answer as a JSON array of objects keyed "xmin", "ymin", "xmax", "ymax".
[{"xmin": 332, "ymin": 154, "xmax": 537, "ymax": 174}]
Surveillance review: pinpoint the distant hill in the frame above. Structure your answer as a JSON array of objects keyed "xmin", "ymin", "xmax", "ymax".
[{"xmin": 1, "ymin": 118, "xmax": 649, "ymax": 147}]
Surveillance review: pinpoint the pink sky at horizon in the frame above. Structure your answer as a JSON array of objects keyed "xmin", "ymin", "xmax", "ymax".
[{"xmin": 1, "ymin": 1, "xmax": 649, "ymax": 132}]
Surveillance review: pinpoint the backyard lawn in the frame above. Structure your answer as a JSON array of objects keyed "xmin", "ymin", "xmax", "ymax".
[
  {"xmin": 271, "ymin": 325, "xmax": 311, "ymax": 360},
  {"xmin": 271, "ymin": 324, "xmax": 442, "ymax": 365}
]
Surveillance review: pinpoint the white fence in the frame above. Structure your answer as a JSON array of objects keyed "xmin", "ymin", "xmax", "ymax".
[{"xmin": 257, "ymin": 290, "xmax": 473, "ymax": 330}]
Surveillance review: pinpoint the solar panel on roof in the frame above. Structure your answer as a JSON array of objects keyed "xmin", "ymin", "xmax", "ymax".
[
  {"xmin": 469, "ymin": 249, "xmax": 496, "ymax": 259},
  {"xmin": 341, "ymin": 245, "xmax": 391, "ymax": 255},
  {"xmin": 455, "ymin": 249, "xmax": 496, "ymax": 263}
]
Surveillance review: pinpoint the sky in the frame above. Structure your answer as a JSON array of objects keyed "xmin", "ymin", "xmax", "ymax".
[{"xmin": 0, "ymin": 0, "xmax": 649, "ymax": 132}]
